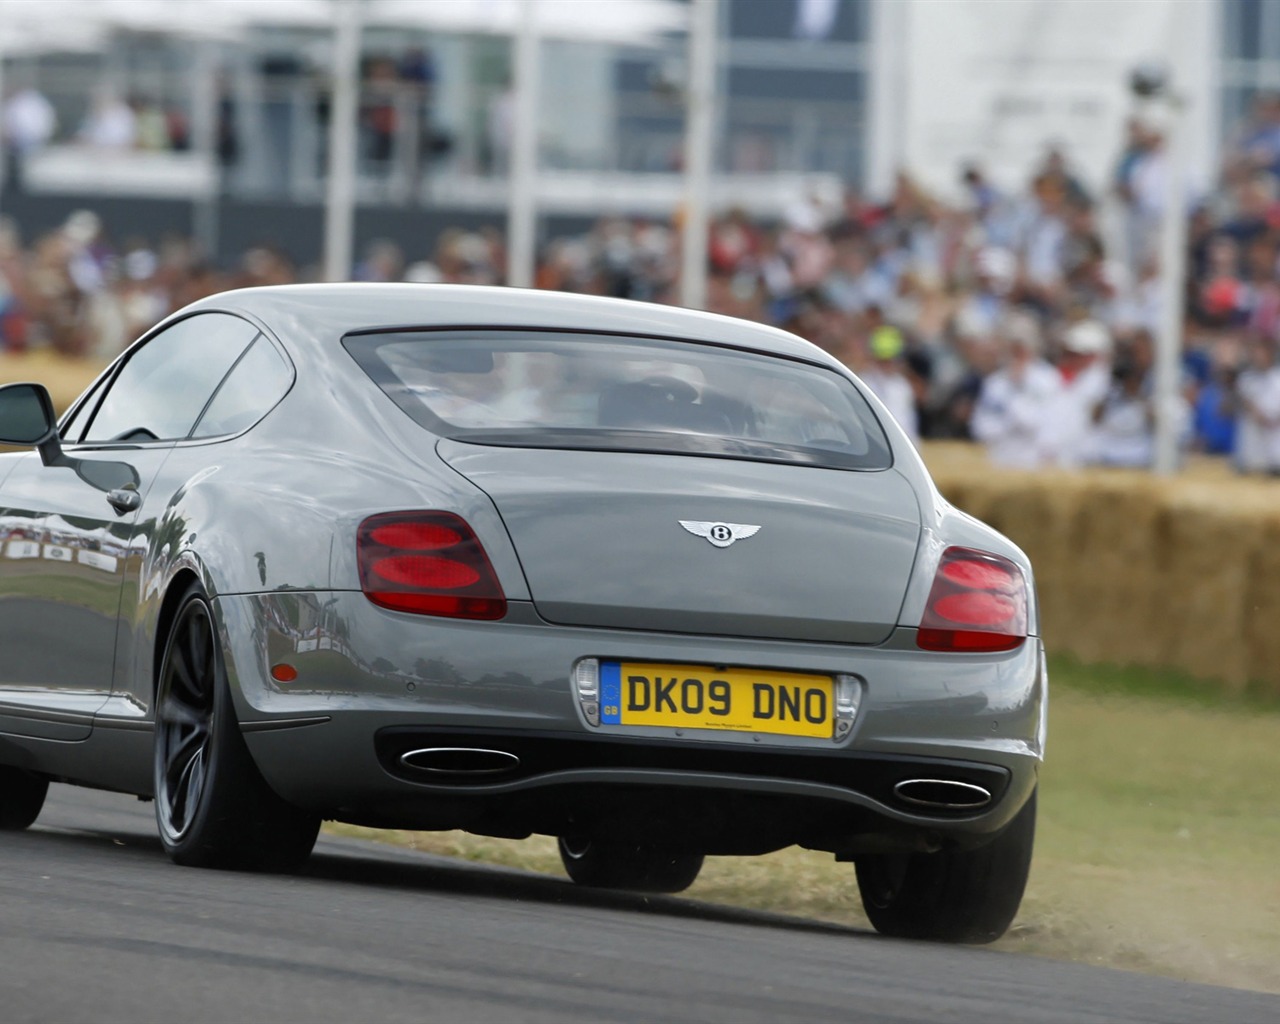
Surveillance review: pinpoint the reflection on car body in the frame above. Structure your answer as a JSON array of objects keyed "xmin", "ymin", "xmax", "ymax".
[{"xmin": 0, "ymin": 284, "xmax": 1044, "ymax": 944}]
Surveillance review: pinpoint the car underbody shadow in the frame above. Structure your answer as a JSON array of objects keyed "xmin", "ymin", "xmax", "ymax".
[
  {"xmin": 28, "ymin": 785, "xmax": 872, "ymax": 943},
  {"xmin": 303, "ymin": 833, "xmax": 871, "ymax": 942}
]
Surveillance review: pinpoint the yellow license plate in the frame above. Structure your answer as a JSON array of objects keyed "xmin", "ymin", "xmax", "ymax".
[{"xmin": 599, "ymin": 661, "xmax": 833, "ymax": 738}]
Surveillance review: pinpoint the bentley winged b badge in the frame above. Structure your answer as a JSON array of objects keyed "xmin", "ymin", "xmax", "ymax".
[{"xmin": 679, "ymin": 520, "xmax": 762, "ymax": 549}]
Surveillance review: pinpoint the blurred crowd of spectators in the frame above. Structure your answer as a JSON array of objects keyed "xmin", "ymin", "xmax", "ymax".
[{"xmin": 3, "ymin": 93, "xmax": 1280, "ymax": 473}]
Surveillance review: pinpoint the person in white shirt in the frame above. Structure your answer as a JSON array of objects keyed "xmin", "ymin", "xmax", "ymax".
[
  {"xmin": 858, "ymin": 325, "xmax": 919, "ymax": 444},
  {"xmin": 953, "ymin": 247, "xmax": 1015, "ymax": 341},
  {"xmin": 1040, "ymin": 319, "xmax": 1112, "ymax": 468},
  {"xmin": 1092, "ymin": 330, "xmax": 1190, "ymax": 469},
  {"xmin": 3, "ymin": 87, "xmax": 56, "ymax": 155},
  {"xmin": 1234, "ymin": 337, "xmax": 1280, "ymax": 474},
  {"xmin": 79, "ymin": 89, "xmax": 136, "ymax": 151},
  {"xmin": 971, "ymin": 311, "xmax": 1061, "ymax": 468},
  {"xmin": 2, "ymin": 86, "xmax": 56, "ymax": 193},
  {"xmin": 1093, "ymin": 357, "xmax": 1155, "ymax": 468}
]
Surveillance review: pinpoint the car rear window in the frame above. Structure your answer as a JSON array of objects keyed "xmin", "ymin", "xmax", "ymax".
[{"xmin": 343, "ymin": 330, "xmax": 893, "ymax": 471}]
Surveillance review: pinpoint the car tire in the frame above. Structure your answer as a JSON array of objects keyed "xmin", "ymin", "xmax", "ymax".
[
  {"xmin": 557, "ymin": 835, "xmax": 704, "ymax": 894},
  {"xmin": 855, "ymin": 787, "xmax": 1037, "ymax": 944},
  {"xmin": 0, "ymin": 766, "xmax": 48, "ymax": 830},
  {"xmin": 154, "ymin": 582, "xmax": 320, "ymax": 872}
]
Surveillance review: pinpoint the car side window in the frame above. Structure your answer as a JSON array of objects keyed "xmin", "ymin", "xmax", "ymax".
[
  {"xmin": 81, "ymin": 313, "xmax": 260, "ymax": 443},
  {"xmin": 190, "ymin": 336, "xmax": 294, "ymax": 439}
]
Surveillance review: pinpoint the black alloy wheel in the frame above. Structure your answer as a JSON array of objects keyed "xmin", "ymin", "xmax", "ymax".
[
  {"xmin": 154, "ymin": 583, "xmax": 320, "ymax": 872},
  {"xmin": 154, "ymin": 593, "xmax": 217, "ymax": 845}
]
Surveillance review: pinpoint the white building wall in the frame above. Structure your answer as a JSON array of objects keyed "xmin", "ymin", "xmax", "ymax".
[
  {"xmin": 867, "ymin": 0, "xmax": 1219, "ymax": 203},
  {"xmin": 540, "ymin": 40, "xmax": 614, "ymax": 171}
]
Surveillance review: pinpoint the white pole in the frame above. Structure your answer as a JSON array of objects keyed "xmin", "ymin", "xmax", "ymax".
[
  {"xmin": 506, "ymin": 0, "xmax": 540, "ymax": 289},
  {"xmin": 0, "ymin": 43, "xmax": 7, "ymax": 211},
  {"xmin": 0, "ymin": 52, "xmax": 6, "ymax": 209},
  {"xmin": 1152, "ymin": 88, "xmax": 1189, "ymax": 471},
  {"xmin": 866, "ymin": 0, "xmax": 908, "ymax": 201},
  {"xmin": 191, "ymin": 40, "xmax": 219, "ymax": 262},
  {"xmin": 324, "ymin": 0, "xmax": 362, "ymax": 283},
  {"xmin": 679, "ymin": 0, "xmax": 716, "ymax": 310}
]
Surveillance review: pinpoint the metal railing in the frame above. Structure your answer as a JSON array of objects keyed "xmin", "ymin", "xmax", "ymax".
[{"xmin": 11, "ymin": 73, "xmax": 864, "ymax": 206}]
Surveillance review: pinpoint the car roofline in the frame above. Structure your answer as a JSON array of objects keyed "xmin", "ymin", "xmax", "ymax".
[{"xmin": 178, "ymin": 283, "xmax": 842, "ymax": 371}]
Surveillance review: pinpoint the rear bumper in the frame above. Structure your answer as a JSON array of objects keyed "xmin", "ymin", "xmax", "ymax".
[{"xmin": 213, "ymin": 591, "xmax": 1045, "ymax": 846}]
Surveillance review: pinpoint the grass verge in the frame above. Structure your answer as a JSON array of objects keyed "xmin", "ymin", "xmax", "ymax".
[{"xmin": 326, "ymin": 656, "xmax": 1280, "ymax": 994}]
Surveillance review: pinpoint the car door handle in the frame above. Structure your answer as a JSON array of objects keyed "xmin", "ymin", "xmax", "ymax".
[{"xmin": 106, "ymin": 487, "xmax": 142, "ymax": 515}]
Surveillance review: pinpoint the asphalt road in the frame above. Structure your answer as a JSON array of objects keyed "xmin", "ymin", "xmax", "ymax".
[{"xmin": 0, "ymin": 786, "xmax": 1274, "ymax": 1024}]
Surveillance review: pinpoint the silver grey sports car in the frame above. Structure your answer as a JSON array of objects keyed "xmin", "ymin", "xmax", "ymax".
[{"xmin": 0, "ymin": 284, "xmax": 1044, "ymax": 943}]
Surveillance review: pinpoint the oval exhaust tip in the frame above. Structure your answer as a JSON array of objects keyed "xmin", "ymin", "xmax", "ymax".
[
  {"xmin": 894, "ymin": 778, "xmax": 992, "ymax": 810},
  {"xmin": 400, "ymin": 747, "xmax": 520, "ymax": 775}
]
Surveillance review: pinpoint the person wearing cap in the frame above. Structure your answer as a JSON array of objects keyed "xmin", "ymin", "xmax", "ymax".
[
  {"xmin": 1040, "ymin": 318, "xmax": 1112, "ymax": 467},
  {"xmin": 971, "ymin": 311, "xmax": 1061, "ymax": 468},
  {"xmin": 953, "ymin": 246, "xmax": 1015, "ymax": 342},
  {"xmin": 858, "ymin": 324, "xmax": 919, "ymax": 444},
  {"xmin": 1092, "ymin": 330, "xmax": 1167, "ymax": 468}
]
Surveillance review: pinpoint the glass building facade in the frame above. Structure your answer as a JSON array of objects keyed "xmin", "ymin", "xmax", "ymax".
[
  {"xmin": 1221, "ymin": 0, "xmax": 1280, "ymax": 134},
  {"xmin": 1, "ymin": 0, "xmax": 1273, "ymax": 210}
]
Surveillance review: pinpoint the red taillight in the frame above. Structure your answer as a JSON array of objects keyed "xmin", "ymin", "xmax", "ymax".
[
  {"xmin": 357, "ymin": 512, "xmax": 507, "ymax": 620},
  {"xmin": 368, "ymin": 522, "xmax": 461, "ymax": 550},
  {"xmin": 371, "ymin": 555, "xmax": 481, "ymax": 590},
  {"xmin": 916, "ymin": 547, "xmax": 1027, "ymax": 653}
]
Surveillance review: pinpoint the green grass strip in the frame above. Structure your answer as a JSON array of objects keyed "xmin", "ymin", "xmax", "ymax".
[{"xmin": 1049, "ymin": 653, "xmax": 1280, "ymax": 713}]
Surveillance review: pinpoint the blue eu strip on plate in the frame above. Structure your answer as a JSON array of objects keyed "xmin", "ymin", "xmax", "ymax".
[{"xmin": 600, "ymin": 661, "xmax": 621, "ymax": 724}]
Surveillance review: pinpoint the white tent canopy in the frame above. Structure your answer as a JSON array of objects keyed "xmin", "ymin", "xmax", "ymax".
[
  {"xmin": 0, "ymin": 0, "xmax": 683, "ymax": 43},
  {"xmin": 0, "ymin": 13, "xmax": 107, "ymax": 55},
  {"xmin": 367, "ymin": 0, "xmax": 685, "ymax": 43}
]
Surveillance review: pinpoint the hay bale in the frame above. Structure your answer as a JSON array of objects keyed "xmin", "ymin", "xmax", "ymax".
[
  {"xmin": 1242, "ymin": 517, "xmax": 1280, "ymax": 697},
  {"xmin": 923, "ymin": 443, "xmax": 1280, "ymax": 694},
  {"xmin": 1158, "ymin": 503, "xmax": 1252, "ymax": 688},
  {"xmin": 0, "ymin": 351, "xmax": 104, "ymax": 414},
  {"xmin": 1057, "ymin": 475, "xmax": 1167, "ymax": 667}
]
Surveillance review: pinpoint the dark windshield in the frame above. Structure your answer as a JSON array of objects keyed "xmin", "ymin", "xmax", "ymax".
[{"xmin": 344, "ymin": 330, "xmax": 892, "ymax": 471}]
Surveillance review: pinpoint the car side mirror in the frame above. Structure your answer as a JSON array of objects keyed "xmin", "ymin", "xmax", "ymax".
[{"xmin": 0, "ymin": 382, "xmax": 63, "ymax": 465}]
